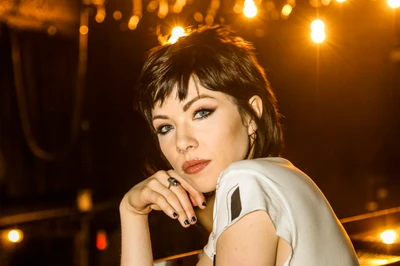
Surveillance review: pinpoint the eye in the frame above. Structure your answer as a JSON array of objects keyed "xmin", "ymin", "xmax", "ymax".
[
  {"xmin": 193, "ymin": 108, "xmax": 214, "ymax": 120},
  {"xmin": 155, "ymin": 124, "xmax": 173, "ymax": 135}
]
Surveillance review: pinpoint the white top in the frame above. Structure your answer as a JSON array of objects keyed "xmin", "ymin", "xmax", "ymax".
[{"xmin": 204, "ymin": 157, "xmax": 359, "ymax": 266}]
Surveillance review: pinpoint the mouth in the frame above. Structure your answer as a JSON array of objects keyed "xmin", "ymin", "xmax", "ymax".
[{"xmin": 182, "ymin": 159, "xmax": 211, "ymax": 175}]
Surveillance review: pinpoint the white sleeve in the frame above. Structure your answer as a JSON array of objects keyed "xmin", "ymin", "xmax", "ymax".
[{"xmin": 204, "ymin": 169, "xmax": 288, "ymax": 259}]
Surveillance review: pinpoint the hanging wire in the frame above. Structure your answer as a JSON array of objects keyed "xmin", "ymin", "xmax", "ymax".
[{"xmin": 9, "ymin": 5, "xmax": 89, "ymax": 161}]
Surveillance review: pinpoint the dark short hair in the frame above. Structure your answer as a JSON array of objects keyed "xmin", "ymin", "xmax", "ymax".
[{"xmin": 136, "ymin": 25, "xmax": 284, "ymax": 161}]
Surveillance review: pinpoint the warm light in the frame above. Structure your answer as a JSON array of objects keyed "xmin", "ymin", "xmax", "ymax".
[
  {"xmin": 128, "ymin": 15, "xmax": 140, "ymax": 30},
  {"xmin": 233, "ymin": 3, "xmax": 243, "ymax": 14},
  {"xmin": 311, "ymin": 31, "xmax": 326, "ymax": 43},
  {"xmin": 243, "ymin": 0, "xmax": 257, "ymax": 18},
  {"xmin": 336, "ymin": 0, "xmax": 345, "ymax": 2},
  {"xmin": 311, "ymin": 19, "xmax": 326, "ymax": 43},
  {"xmin": 47, "ymin": 25, "xmax": 57, "ymax": 36},
  {"xmin": 79, "ymin": 26, "xmax": 89, "ymax": 35},
  {"xmin": 168, "ymin": 27, "xmax": 186, "ymax": 44},
  {"xmin": 311, "ymin": 20, "xmax": 325, "ymax": 31},
  {"xmin": 113, "ymin": 11, "xmax": 122, "ymax": 20},
  {"xmin": 95, "ymin": 12, "xmax": 105, "ymax": 23},
  {"xmin": 388, "ymin": 0, "xmax": 400, "ymax": 8},
  {"xmin": 380, "ymin": 230, "xmax": 397, "ymax": 244},
  {"xmin": 194, "ymin": 12, "xmax": 203, "ymax": 23},
  {"xmin": 281, "ymin": 4, "xmax": 293, "ymax": 17},
  {"xmin": 96, "ymin": 230, "xmax": 108, "ymax": 250},
  {"xmin": 158, "ymin": 0, "xmax": 168, "ymax": 18},
  {"xmin": 322, "ymin": 0, "xmax": 331, "ymax": 5},
  {"xmin": 7, "ymin": 229, "xmax": 23, "ymax": 243},
  {"xmin": 370, "ymin": 259, "xmax": 389, "ymax": 265},
  {"xmin": 77, "ymin": 189, "xmax": 93, "ymax": 212},
  {"xmin": 147, "ymin": 0, "xmax": 159, "ymax": 12}
]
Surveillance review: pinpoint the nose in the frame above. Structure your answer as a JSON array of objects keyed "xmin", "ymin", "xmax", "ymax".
[{"xmin": 175, "ymin": 126, "xmax": 198, "ymax": 153}]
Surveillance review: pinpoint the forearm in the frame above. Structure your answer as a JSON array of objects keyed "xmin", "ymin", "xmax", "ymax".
[{"xmin": 120, "ymin": 203, "xmax": 153, "ymax": 266}]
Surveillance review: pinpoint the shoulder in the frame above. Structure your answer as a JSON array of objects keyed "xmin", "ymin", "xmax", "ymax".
[
  {"xmin": 221, "ymin": 157, "xmax": 296, "ymax": 178},
  {"xmin": 215, "ymin": 210, "xmax": 278, "ymax": 266},
  {"xmin": 216, "ymin": 157, "xmax": 296, "ymax": 189},
  {"xmin": 211, "ymin": 158, "xmax": 289, "ymax": 238}
]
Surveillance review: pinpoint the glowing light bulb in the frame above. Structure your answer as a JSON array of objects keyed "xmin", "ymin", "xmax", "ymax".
[
  {"xmin": 243, "ymin": 0, "xmax": 257, "ymax": 18},
  {"xmin": 311, "ymin": 31, "xmax": 326, "ymax": 43},
  {"xmin": 79, "ymin": 26, "xmax": 89, "ymax": 35},
  {"xmin": 281, "ymin": 4, "xmax": 293, "ymax": 17},
  {"xmin": 7, "ymin": 229, "xmax": 23, "ymax": 243},
  {"xmin": 311, "ymin": 20, "xmax": 325, "ymax": 31},
  {"xmin": 380, "ymin": 230, "xmax": 397, "ymax": 244},
  {"xmin": 168, "ymin": 27, "xmax": 186, "ymax": 44},
  {"xmin": 311, "ymin": 19, "xmax": 326, "ymax": 43},
  {"xmin": 388, "ymin": 0, "xmax": 400, "ymax": 8}
]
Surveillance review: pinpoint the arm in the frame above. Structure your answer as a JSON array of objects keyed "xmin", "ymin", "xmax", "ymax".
[
  {"xmin": 216, "ymin": 210, "xmax": 278, "ymax": 266},
  {"xmin": 120, "ymin": 202, "xmax": 153, "ymax": 266},
  {"xmin": 119, "ymin": 170, "xmax": 207, "ymax": 266}
]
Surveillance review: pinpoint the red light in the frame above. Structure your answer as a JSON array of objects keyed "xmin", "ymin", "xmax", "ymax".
[{"xmin": 96, "ymin": 230, "xmax": 107, "ymax": 250}]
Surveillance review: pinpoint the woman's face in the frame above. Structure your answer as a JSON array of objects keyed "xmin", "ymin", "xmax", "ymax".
[{"xmin": 152, "ymin": 79, "xmax": 257, "ymax": 193}]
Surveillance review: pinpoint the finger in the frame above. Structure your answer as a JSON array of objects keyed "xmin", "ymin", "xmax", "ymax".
[
  {"xmin": 166, "ymin": 171, "xmax": 207, "ymax": 210},
  {"xmin": 189, "ymin": 194, "xmax": 197, "ymax": 207},
  {"xmin": 168, "ymin": 184, "xmax": 198, "ymax": 225},
  {"xmin": 142, "ymin": 186, "xmax": 178, "ymax": 220},
  {"xmin": 147, "ymin": 180, "xmax": 191, "ymax": 227}
]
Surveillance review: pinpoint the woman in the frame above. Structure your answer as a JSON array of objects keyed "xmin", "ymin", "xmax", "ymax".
[{"xmin": 120, "ymin": 25, "xmax": 359, "ymax": 266}]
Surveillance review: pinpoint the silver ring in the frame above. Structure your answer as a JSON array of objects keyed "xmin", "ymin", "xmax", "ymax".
[{"xmin": 167, "ymin": 177, "xmax": 180, "ymax": 189}]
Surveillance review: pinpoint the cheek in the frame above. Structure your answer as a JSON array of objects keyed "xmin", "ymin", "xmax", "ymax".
[
  {"xmin": 158, "ymin": 139, "xmax": 175, "ymax": 165},
  {"xmin": 218, "ymin": 120, "xmax": 249, "ymax": 153}
]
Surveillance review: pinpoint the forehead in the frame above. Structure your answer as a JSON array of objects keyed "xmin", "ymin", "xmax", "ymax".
[{"xmin": 153, "ymin": 78, "xmax": 228, "ymax": 110}]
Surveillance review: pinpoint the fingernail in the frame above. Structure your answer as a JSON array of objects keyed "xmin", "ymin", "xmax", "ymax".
[
  {"xmin": 173, "ymin": 212, "xmax": 178, "ymax": 218},
  {"xmin": 202, "ymin": 202, "xmax": 207, "ymax": 207},
  {"xmin": 191, "ymin": 216, "xmax": 197, "ymax": 223},
  {"xmin": 184, "ymin": 220, "xmax": 189, "ymax": 225}
]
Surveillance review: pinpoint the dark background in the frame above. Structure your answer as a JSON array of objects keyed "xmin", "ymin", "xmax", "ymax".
[{"xmin": 0, "ymin": 0, "xmax": 399, "ymax": 265}]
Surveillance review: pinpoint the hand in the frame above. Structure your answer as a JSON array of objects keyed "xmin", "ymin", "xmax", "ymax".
[{"xmin": 120, "ymin": 170, "xmax": 207, "ymax": 227}]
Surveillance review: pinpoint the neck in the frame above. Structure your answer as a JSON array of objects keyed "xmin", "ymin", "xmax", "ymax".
[{"xmin": 195, "ymin": 193, "xmax": 215, "ymax": 233}]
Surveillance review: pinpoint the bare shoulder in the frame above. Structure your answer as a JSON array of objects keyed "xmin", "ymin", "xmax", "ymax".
[{"xmin": 216, "ymin": 210, "xmax": 278, "ymax": 266}]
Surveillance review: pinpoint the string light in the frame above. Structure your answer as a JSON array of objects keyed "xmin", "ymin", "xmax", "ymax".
[
  {"xmin": 281, "ymin": 4, "xmax": 293, "ymax": 18},
  {"xmin": 388, "ymin": 0, "xmax": 400, "ymax": 8},
  {"xmin": 244, "ymin": 0, "xmax": 258, "ymax": 18},
  {"xmin": 380, "ymin": 230, "xmax": 397, "ymax": 244},
  {"xmin": 113, "ymin": 11, "xmax": 123, "ymax": 20},
  {"xmin": 158, "ymin": 0, "xmax": 168, "ymax": 18},
  {"xmin": 7, "ymin": 229, "xmax": 23, "ymax": 243},
  {"xmin": 79, "ymin": 26, "xmax": 89, "ymax": 35},
  {"xmin": 168, "ymin": 27, "xmax": 187, "ymax": 44},
  {"xmin": 128, "ymin": 15, "xmax": 140, "ymax": 30},
  {"xmin": 311, "ymin": 19, "xmax": 326, "ymax": 43}
]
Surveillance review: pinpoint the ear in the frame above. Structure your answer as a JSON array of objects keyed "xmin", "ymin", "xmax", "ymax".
[{"xmin": 247, "ymin": 95, "xmax": 263, "ymax": 135}]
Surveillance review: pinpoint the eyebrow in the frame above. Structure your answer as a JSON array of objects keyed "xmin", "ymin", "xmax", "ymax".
[{"xmin": 152, "ymin": 94, "xmax": 215, "ymax": 121}]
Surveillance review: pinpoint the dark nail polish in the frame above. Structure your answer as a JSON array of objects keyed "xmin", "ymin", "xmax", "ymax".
[
  {"xmin": 191, "ymin": 216, "xmax": 197, "ymax": 223},
  {"xmin": 173, "ymin": 212, "xmax": 178, "ymax": 218},
  {"xmin": 202, "ymin": 202, "xmax": 207, "ymax": 207},
  {"xmin": 184, "ymin": 220, "xmax": 189, "ymax": 225}
]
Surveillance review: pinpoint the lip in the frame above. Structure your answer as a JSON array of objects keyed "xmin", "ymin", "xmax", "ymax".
[{"xmin": 182, "ymin": 159, "xmax": 211, "ymax": 175}]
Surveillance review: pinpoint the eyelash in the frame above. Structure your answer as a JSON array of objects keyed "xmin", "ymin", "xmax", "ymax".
[{"xmin": 155, "ymin": 108, "xmax": 215, "ymax": 135}]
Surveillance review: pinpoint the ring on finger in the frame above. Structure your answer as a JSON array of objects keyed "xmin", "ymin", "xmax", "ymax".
[{"xmin": 167, "ymin": 177, "xmax": 180, "ymax": 189}]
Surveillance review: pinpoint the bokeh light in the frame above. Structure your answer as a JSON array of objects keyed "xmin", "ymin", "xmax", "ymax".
[
  {"xmin": 243, "ymin": 0, "xmax": 257, "ymax": 18},
  {"xmin": 7, "ymin": 229, "xmax": 23, "ymax": 243},
  {"xmin": 168, "ymin": 27, "xmax": 186, "ymax": 44},
  {"xmin": 388, "ymin": 0, "xmax": 400, "ymax": 8},
  {"xmin": 380, "ymin": 230, "xmax": 397, "ymax": 244}
]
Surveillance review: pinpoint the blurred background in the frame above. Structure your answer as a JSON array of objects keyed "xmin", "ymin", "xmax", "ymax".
[{"xmin": 0, "ymin": 0, "xmax": 399, "ymax": 265}]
